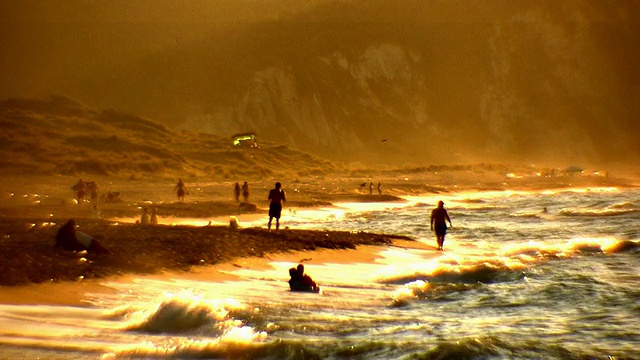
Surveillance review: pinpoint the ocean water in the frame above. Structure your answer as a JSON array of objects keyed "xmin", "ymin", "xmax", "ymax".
[{"xmin": 1, "ymin": 186, "xmax": 639, "ymax": 359}]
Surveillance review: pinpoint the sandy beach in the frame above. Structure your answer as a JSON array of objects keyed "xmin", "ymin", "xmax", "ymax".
[{"xmin": 0, "ymin": 170, "xmax": 636, "ymax": 306}]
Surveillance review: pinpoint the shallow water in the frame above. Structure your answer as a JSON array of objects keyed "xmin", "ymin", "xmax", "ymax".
[{"xmin": 1, "ymin": 187, "xmax": 639, "ymax": 359}]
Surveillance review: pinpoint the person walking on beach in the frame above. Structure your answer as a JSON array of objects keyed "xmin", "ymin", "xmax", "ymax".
[
  {"xmin": 234, "ymin": 182, "xmax": 241, "ymax": 202},
  {"xmin": 430, "ymin": 200, "xmax": 452, "ymax": 251},
  {"xmin": 174, "ymin": 179, "xmax": 188, "ymax": 203},
  {"xmin": 242, "ymin": 181, "xmax": 250, "ymax": 202},
  {"xmin": 268, "ymin": 182, "xmax": 286, "ymax": 231},
  {"xmin": 377, "ymin": 182, "xmax": 382, "ymax": 195},
  {"xmin": 88, "ymin": 181, "xmax": 100, "ymax": 209},
  {"xmin": 72, "ymin": 179, "xmax": 87, "ymax": 204}
]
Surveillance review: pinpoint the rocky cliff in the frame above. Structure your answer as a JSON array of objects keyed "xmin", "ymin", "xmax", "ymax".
[{"xmin": 1, "ymin": 0, "xmax": 638, "ymax": 167}]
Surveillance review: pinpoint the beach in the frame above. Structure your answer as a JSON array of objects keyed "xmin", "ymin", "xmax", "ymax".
[
  {"xmin": 0, "ymin": 173, "xmax": 435, "ymax": 302},
  {"xmin": 1, "ymin": 172, "xmax": 639, "ymax": 359},
  {"xmin": 1, "ymin": 171, "xmax": 634, "ymax": 295}
]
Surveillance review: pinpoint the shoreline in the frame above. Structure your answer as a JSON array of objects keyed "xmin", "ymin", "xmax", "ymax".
[
  {"xmin": 0, "ymin": 215, "xmax": 413, "ymax": 286},
  {"xmin": 0, "ymin": 172, "xmax": 637, "ymax": 306},
  {"xmin": 0, "ymin": 239, "xmax": 433, "ymax": 306}
]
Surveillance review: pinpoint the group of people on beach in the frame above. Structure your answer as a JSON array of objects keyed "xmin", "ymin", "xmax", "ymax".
[
  {"xmin": 360, "ymin": 181, "xmax": 383, "ymax": 195},
  {"xmin": 62, "ymin": 177, "xmax": 452, "ymax": 295},
  {"xmin": 140, "ymin": 207, "xmax": 159, "ymax": 225},
  {"xmin": 288, "ymin": 263, "xmax": 319, "ymax": 293},
  {"xmin": 234, "ymin": 181, "xmax": 250, "ymax": 202},
  {"xmin": 72, "ymin": 179, "xmax": 100, "ymax": 208},
  {"xmin": 174, "ymin": 178, "xmax": 452, "ymax": 249}
]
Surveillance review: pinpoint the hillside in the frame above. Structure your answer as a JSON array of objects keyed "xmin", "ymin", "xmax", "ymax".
[
  {"xmin": 0, "ymin": 96, "xmax": 338, "ymax": 178},
  {"xmin": 1, "ymin": 1, "xmax": 639, "ymax": 167}
]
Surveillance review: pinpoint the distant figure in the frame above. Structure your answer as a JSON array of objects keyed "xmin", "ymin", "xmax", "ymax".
[
  {"xmin": 242, "ymin": 181, "xmax": 250, "ymax": 202},
  {"xmin": 430, "ymin": 200, "xmax": 452, "ymax": 251},
  {"xmin": 229, "ymin": 215, "xmax": 239, "ymax": 229},
  {"xmin": 288, "ymin": 263, "xmax": 319, "ymax": 292},
  {"xmin": 140, "ymin": 208, "xmax": 150, "ymax": 225},
  {"xmin": 72, "ymin": 179, "xmax": 87, "ymax": 204},
  {"xmin": 174, "ymin": 179, "xmax": 188, "ymax": 203},
  {"xmin": 150, "ymin": 208, "xmax": 159, "ymax": 225},
  {"xmin": 55, "ymin": 219, "xmax": 110, "ymax": 254},
  {"xmin": 369, "ymin": 182, "xmax": 373, "ymax": 195},
  {"xmin": 87, "ymin": 181, "xmax": 100, "ymax": 209},
  {"xmin": 359, "ymin": 182, "xmax": 367, "ymax": 190},
  {"xmin": 104, "ymin": 191, "xmax": 121, "ymax": 203},
  {"xmin": 268, "ymin": 182, "xmax": 286, "ymax": 231},
  {"xmin": 377, "ymin": 182, "xmax": 382, "ymax": 195},
  {"xmin": 234, "ymin": 182, "xmax": 241, "ymax": 202}
]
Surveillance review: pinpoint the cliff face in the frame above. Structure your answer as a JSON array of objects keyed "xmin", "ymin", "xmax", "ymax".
[
  {"xmin": 177, "ymin": 1, "xmax": 639, "ymax": 166},
  {"xmin": 2, "ymin": 0, "xmax": 639, "ymax": 167}
]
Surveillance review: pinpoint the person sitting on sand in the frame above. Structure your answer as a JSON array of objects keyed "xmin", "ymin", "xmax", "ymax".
[
  {"xmin": 174, "ymin": 179, "xmax": 188, "ymax": 203},
  {"xmin": 150, "ymin": 208, "xmax": 159, "ymax": 225},
  {"xmin": 55, "ymin": 219, "xmax": 110, "ymax": 254},
  {"xmin": 288, "ymin": 264, "xmax": 319, "ymax": 292},
  {"xmin": 430, "ymin": 200, "xmax": 452, "ymax": 251},
  {"xmin": 268, "ymin": 182, "xmax": 286, "ymax": 231},
  {"xmin": 140, "ymin": 208, "xmax": 150, "ymax": 225}
]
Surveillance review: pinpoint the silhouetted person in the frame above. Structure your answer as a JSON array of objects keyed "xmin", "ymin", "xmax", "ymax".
[
  {"xmin": 377, "ymin": 182, "xmax": 382, "ymax": 195},
  {"xmin": 288, "ymin": 267, "xmax": 303, "ymax": 290},
  {"xmin": 234, "ymin": 182, "xmax": 241, "ymax": 202},
  {"xmin": 174, "ymin": 179, "xmax": 188, "ymax": 203},
  {"xmin": 268, "ymin": 182, "xmax": 286, "ymax": 230},
  {"xmin": 150, "ymin": 208, "xmax": 159, "ymax": 225},
  {"xmin": 430, "ymin": 200, "xmax": 452, "ymax": 251},
  {"xmin": 140, "ymin": 208, "xmax": 150, "ymax": 225},
  {"xmin": 88, "ymin": 181, "xmax": 100, "ymax": 209},
  {"xmin": 55, "ymin": 219, "xmax": 110, "ymax": 254},
  {"xmin": 242, "ymin": 181, "xmax": 250, "ymax": 202},
  {"xmin": 369, "ymin": 182, "xmax": 373, "ymax": 194},
  {"xmin": 288, "ymin": 264, "xmax": 319, "ymax": 292},
  {"xmin": 298, "ymin": 264, "xmax": 319, "ymax": 292},
  {"xmin": 72, "ymin": 179, "xmax": 87, "ymax": 204}
]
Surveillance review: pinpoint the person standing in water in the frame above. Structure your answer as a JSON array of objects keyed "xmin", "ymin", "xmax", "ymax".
[
  {"xmin": 174, "ymin": 179, "xmax": 188, "ymax": 203},
  {"xmin": 430, "ymin": 200, "xmax": 452, "ymax": 251},
  {"xmin": 268, "ymin": 182, "xmax": 286, "ymax": 231}
]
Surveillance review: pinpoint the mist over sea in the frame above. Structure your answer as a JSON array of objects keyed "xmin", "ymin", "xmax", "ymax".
[{"xmin": 0, "ymin": 186, "xmax": 638, "ymax": 359}]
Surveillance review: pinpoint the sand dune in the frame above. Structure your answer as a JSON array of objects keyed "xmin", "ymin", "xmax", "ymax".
[{"xmin": 0, "ymin": 95, "xmax": 338, "ymax": 179}]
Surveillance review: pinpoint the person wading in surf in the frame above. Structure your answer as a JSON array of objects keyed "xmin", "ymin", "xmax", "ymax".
[{"xmin": 430, "ymin": 200, "xmax": 452, "ymax": 251}]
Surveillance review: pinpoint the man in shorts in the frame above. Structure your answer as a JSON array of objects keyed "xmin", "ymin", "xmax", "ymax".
[
  {"xmin": 430, "ymin": 200, "xmax": 452, "ymax": 251},
  {"xmin": 268, "ymin": 182, "xmax": 286, "ymax": 230}
]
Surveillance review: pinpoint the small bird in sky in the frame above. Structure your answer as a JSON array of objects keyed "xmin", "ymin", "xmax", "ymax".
[{"xmin": 381, "ymin": 139, "xmax": 388, "ymax": 142}]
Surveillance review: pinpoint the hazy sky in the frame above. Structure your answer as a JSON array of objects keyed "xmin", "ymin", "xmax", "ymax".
[{"xmin": 1, "ymin": 1, "xmax": 638, "ymax": 167}]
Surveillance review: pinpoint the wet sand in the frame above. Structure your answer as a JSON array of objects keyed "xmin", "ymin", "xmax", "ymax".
[{"xmin": 0, "ymin": 172, "xmax": 635, "ymax": 305}]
